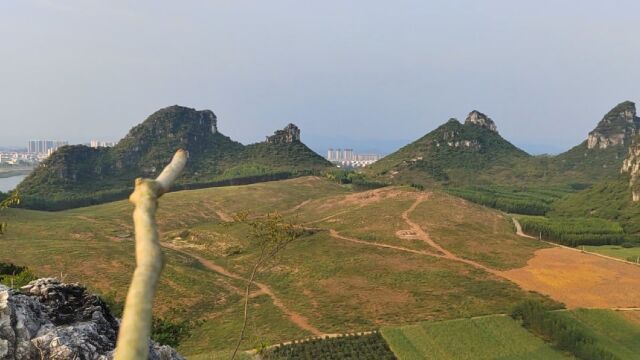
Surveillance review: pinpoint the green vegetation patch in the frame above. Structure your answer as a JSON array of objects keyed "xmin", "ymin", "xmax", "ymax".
[
  {"xmin": 447, "ymin": 185, "xmax": 576, "ymax": 215},
  {"xmin": 517, "ymin": 216, "xmax": 628, "ymax": 246},
  {"xmin": 511, "ymin": 300, "xmax": 640, "ymax": 360},
  {"xmin": 265, "ymin": 332, "xmax": 396, "ymax": 360},
  {"xmin": 551, "ymin": 179, "xmax": 640, "ymax": 234},
  {"xmin": 381, "ymin": 315, "xmax": 567, "ymax": 360},
  {"xmin": 0, "ymin": 262, "xmax": 36, "ymax": 288},
  {"xmin": 583, "ymin": 245, "xmax": 640, "ymax": 262},
  {"xmin": 555, "ymin": 309, "xmax": 640, "ymax": 360}
]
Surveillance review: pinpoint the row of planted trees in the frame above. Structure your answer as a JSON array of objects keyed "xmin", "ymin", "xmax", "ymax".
[
  {"xmin": 517, "ymin": 216, "xmax": 633, "ymax": 246},
  {"xmin": 511, "ymin": 300, "xmax": 615, "ymax": 360},
  {"xmin": 264, "ymin": 332, "xmax": 396, "ymax": 360}
]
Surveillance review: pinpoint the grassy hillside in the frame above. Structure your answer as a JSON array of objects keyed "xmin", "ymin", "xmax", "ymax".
[
  {"xmin": 1, "ymin": 176, "xmax": 560, "ymax": 357},
  {"xmin": 381, "ymin": 315, "xmax": 568, "ymax": 359}
]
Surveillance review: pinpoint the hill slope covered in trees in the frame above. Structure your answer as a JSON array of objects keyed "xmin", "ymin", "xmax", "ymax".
[
  {"xmin": 17, "ymin": 106, "xmax": 331, "ymax": 210},
  {"xmin": 366, "ymin": 111, "xmax": 529, "ymax": 186}
]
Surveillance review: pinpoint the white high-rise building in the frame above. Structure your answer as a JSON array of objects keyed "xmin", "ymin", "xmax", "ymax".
[
  {"xmin": 90, "ymin": 140, "xmax": 116, "ymax": 148},
  {"xmin": 326, "ymin": 148, "xmax": 383, "ymax": 167},
  {"xmin": 27, "ymin": 140, "xmax": 68, "ymax": 154}
]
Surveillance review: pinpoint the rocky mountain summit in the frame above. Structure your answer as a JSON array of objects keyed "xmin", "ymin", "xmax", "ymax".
[
  {"xmin": 367, "ymin": 111, "xmax": 528, "ymax": 184},
  {"xmin": 587, "ymin": 101, "xmax": 639, "ymax": 149},
  {"xmin": 266, "ymin": 124, "xmax": 301, "ymax": 144},
  {"xmin": 0, "ymin": 278, "xmax": 183, "ymax": 360},
  {"xmin": 553, "ymin": 101, "xmax": 640, "ymax": 181},
  {"xmin": 464, "ymin": 110, "xmax": 498, "ymax": 133}
]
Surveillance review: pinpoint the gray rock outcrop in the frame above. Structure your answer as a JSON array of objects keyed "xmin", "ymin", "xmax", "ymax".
[
  {"xmin": 266, "ymin": 124, "xmax": 301, "ymax": 144},
  {"xmin": 587, "ymin": 101, "xmax": 639, "ymax": 150},
  {"xmin": 464, "ymin": 110, "xmax": 498, "ymax": 133},
  {"xmin": 622, "ymin": 135, "xmax": 640, "ymax": 202},
  {"xmin": 0, "ymin": 278, "xmax": 184, "ymax": 360}
]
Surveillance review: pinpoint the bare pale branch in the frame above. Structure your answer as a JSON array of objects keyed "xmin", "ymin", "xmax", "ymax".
[{"xmin": 114, "ymin": 149, "xmax": 188, "ymax": 360}]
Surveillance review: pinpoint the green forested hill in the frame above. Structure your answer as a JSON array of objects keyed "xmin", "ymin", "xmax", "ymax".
[
  {"xmin": 550, "ymin": 176, "xmax": 640, "ymax": 233},
  {"xmin": 17, "ymin": 105, "xmax": 331, "ymax": 210},
  {"xmin": 553, "ymin": 101, "xmax": 639, "ymax": 180},
  {"xmin": 368, "ymin": 102, "xmax": 640, "ymax": 189},
  {"xmin": 367, "ymin": 112, "xmax": 530, "ymax": 186}
]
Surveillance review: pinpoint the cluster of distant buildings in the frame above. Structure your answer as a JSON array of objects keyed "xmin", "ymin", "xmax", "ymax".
[
  {"xmin": 327, "ymin": 148, "xmax": 383, "ymax": 168},
  {"xmin": 0, "ymin": 139, "xmax": 116, "ymax": 166},
  {"xmin": 27, "ymin": 140, "xmax": 69, "ymax": 156}
]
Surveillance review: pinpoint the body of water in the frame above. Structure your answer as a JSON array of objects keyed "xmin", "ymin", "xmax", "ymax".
[{"xmin": 0, "ymin": 174, "xmax": 27, "ymax": 192}]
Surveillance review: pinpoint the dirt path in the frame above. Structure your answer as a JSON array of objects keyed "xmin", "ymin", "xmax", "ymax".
[
  {"xmin": 215, "ymin": 210, "xmax": 234, "ymax": 222},
  {"xmin": 162, "ymin": 243, "xmax": 322, "ymax": 336},
  {"xmin": 328, "ymin": 229, "xmax": 443, "ymax": 257},
  {"xmin": 400, "ymin": 194, "xmax": 504, "ymax": 276},
  {"xmin": 512, "ymin": 218, "xmax": 535, "ymax": 239},
  {"xmin": 283, "ymin": 200, "xmax": 312, "ymax": 214}
]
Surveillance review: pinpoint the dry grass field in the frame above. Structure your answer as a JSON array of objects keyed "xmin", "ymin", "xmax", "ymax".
[
  {"xmin": 5, "ymin": 176, "xmax": 640, "ymax": 357},
  {"xmin": 501, "ymin": 247, "xmax": 640, "ymax": 308}
]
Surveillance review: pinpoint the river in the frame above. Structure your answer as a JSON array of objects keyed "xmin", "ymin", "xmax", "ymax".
[{"xmin": 0, "ymin": 174, "xmax": 27, "ymax": 192}]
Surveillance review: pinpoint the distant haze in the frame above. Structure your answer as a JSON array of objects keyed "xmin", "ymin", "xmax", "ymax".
[{"xmin": 2, "ymin": 1, "xmax": 639, "ymax": 155}]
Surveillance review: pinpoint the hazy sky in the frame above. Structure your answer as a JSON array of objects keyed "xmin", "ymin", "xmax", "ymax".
[{"xmin": 2, "ymin": 1, "xmax": 639, "ymax": 155}]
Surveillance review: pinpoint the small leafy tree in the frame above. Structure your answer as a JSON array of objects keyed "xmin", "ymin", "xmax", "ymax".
[
  {"xmin": 230, "ymin": 212, "xmax": 303, "ymax": 360},
  {"xmin": 0, "ymin": 191, "xmax": 20, "ymax": 235}
]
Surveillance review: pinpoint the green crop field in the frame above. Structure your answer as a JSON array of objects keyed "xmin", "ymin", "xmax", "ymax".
[
  {"xmin": 381, "ymin": 315, "xmax": 569, "ymax": 359},
  {"xmin": 583, "ymin": 245, "xmax": 640, "ymax": 262},
  {"xmin": 554, "ymin": 309, "xmax": 640, "ymax": 359}
]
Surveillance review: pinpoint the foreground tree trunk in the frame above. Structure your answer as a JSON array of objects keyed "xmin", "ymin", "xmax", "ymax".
[{"xmin": 114, "ymin": 149, "xmax": 188, "ymax": 360}]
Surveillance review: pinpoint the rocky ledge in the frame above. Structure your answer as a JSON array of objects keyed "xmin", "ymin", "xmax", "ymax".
[
  {"xmin": 0, "ymin": 278, "xmax": 183, "ymax": 360},
  {"xmin": 464, "ymin": 110, "xmax": 498, "ymax": 133},
  {"xmin": 587, "ymin": 101, "xmax": 639, "ymax": 150},
  {"xmin": 622, "ymin": 135, "xmax": 640, "ymax": 202},
  {"xmin": 266, "ymin": 124, "xmax": 301, "ymax": 144}
]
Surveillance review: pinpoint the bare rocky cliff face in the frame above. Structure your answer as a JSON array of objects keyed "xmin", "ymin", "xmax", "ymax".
[
  {"xmin": 464, "ymin": 110, "xmax": 498, "ymax": 133},
  {"xmin": 0, "ymin": 278, "xmax": 183, "ymax": 360},
  {"xmin": 266, "ymin": 124, "xmax": 301, "ymax": 144},
  {"xmin": 621, "ymin": 135, "xmax": 640, "ymax": 202},
  {"xmin": 587, "ymin": 101, "xmax": 639, "ymax": 150}
]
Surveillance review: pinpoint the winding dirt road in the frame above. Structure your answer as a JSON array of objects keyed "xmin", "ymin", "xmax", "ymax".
[
  {"xmin": 162, "ymin": 243, "xmax": 322, "ymax": 336},
  {"xmin": 324, "ymin": 193, "xmax": 505, "ymax": 277}
]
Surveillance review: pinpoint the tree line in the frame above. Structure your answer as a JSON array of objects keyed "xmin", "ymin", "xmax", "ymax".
[
  {"xmin": 446, "ymin": 185, "xmax": 574, "ymax": 216},
  {"xmin": 511, "ymin": 300, "xmax": 616, "ymax": 360},
  {"xmin": 517, "ymin": 216, "xmax": 630, "ymax": 246}
]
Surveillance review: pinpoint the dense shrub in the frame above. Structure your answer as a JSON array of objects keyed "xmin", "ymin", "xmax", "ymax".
[
  {"xmin": 151, "ymin": 318, "xmax": 200, "ymax": 348},
  {"xmin": 518, "ymin": 216, "xmax": 625, "ymax": 246},
  {"xmin": 511, "ymin": 300, "xmax": 616, "ymax": 360},
  {"xmin": 0, "ymin": 262, "xmax": 36, "ymax": 288},
  {"xmin": 323, "ymin": 170, "xmax": 387, "ymax": 190},
  {"xmin": 265, "ymin": 331, "xmax": 396, "ymax": 360}
]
